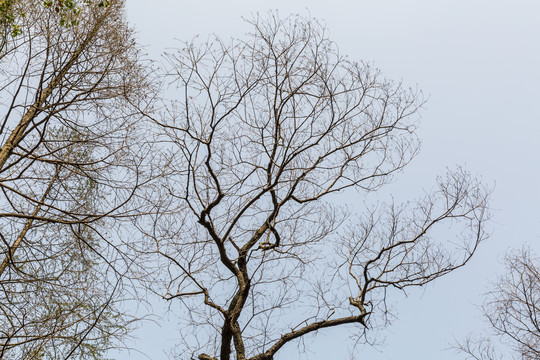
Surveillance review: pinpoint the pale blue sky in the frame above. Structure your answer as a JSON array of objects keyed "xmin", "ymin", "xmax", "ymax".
[{"xmin": 122, "ymin": 1, "xmax": 540, "ymax": 359}]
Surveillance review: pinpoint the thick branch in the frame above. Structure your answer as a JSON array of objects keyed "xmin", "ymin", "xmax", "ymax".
[{"xmin": 251, "ymin": 314, "xmax": 367, "ymax": 360}]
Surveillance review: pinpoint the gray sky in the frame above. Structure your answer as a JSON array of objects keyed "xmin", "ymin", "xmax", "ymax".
[{"xmin": 123, "ymin": 1, "xmax": 540, "ymax": 359}]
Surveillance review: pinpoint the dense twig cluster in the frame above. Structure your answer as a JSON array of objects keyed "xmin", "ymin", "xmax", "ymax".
[{"xmin": 0, "ymin": 1, "xmax": 150, "ymax": 358}]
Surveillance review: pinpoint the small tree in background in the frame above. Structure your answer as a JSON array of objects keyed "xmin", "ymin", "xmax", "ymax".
[{"xmin": 457, "ymin": 246, "xmax": 539, "ymax": 360}]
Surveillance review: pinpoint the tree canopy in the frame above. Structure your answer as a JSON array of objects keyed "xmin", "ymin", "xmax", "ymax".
[
  {"xmin": 0, "ymin": 0, "xmax": 150, "ymax": 358},
  {"xmin": 2, "ymin": 3, "xmax": 535, "ymax": 360}
]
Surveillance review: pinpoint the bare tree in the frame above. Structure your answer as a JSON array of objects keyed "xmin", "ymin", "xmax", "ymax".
[
  {"xmin": 456, "ymin": 247, "xmax": 540, "ymax": 360},
  {"xmin": 140, "ymin": 13, "xmax": 490, "ymax": 359},
  {"xmin": 0, "ymin": 0, "xmax": 150, "ymax": 358}
]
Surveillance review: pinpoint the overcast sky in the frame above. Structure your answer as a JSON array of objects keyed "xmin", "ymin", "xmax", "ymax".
[{"xmin": 123, "ymin": 1, "xmax": 540, "ymax": 359}]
